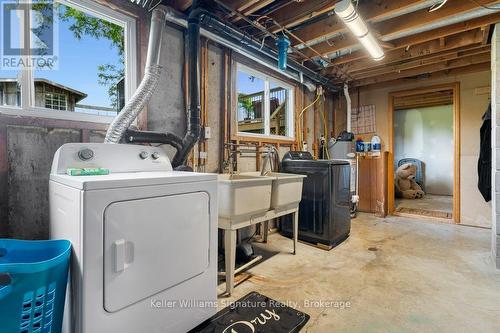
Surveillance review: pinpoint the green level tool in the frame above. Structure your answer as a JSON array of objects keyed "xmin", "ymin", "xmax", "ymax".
[{"xmin": 66, "ymin": 168, "xmax": 110, "ymax": 176}]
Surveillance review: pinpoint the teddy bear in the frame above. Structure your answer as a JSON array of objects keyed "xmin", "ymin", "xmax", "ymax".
[{"xmin": 395, "ymin": 163, "xmax": 425, "ymax": 199}]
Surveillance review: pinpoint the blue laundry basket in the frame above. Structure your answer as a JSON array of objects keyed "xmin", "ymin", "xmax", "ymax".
[{"xmin": 0, "ymin": 239, "xmax": 71, "ymax": 333}]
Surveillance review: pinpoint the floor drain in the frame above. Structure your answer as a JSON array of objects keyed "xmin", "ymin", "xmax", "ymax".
[{"xmin": 368, "ymin": 247, "xmax": 378, "ymax": 252}]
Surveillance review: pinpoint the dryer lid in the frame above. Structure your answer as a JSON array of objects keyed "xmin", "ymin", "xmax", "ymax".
[{"xmin": 50, "ymin": 171, "xmax": 216, "ymax": 190}]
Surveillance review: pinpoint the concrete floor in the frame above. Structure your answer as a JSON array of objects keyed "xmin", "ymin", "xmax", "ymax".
[
  {"xmin": 217, "ymin": 213, "xmax": 500, "ymax": 332},
  {"xmin": 396, "ymin": 194, "xmax": 453, "ymax": 214}
]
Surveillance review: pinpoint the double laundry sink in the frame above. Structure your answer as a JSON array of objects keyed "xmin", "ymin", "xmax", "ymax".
[{"xmin": 217, "ymin": 172, "xmax": 306, "ymax": 221}]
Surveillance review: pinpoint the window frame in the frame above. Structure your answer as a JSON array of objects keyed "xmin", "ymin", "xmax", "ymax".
[
  {"xmin": 0, "ymin": 0, "xmax": 137, "ymax": 123},
  {"xmin": 44, "ymin": 92, "xmax": 67, "ymax": 110},
  {"xmin": 234, "ymin": 63, "xmax": 295, "ymax": 141}
]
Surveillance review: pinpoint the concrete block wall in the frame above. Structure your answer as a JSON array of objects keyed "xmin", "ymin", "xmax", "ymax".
[
  {"xmin": 492, "ymin": 24, "xmax": 500, "ymax": 268},
  {"xmin": 0, "ymin": 121, "xmax": 107, "ymax": 239}
]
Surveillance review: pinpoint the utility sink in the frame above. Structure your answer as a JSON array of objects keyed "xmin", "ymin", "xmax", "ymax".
[
  {"xmin": 241, "ymin": 172, "xmax": 306, "ymax": 210},
  {"xmin": 218, "ymin": 174, "xmax": 273, "ymax": 220}
]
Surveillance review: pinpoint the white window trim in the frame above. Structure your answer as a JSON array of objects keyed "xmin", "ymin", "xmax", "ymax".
[
  {"xmin": 0, "ymin": 0, "xmax": 137, "ymax": 124},
  {"xmin": 236, "ymin": 63, "xmax": 295, "ymax": 140},
  {"xmin": 45, "ymin": 92, "xmax": 67, "ymax": 110}
]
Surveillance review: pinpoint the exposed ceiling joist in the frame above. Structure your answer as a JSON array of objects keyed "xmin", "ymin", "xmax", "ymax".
[
  {"xmin": 168, "ymin": 0, "xmax": 496, "ymax": 88},
  {"xmin": 224, "ymin": 0, "xmax": 261, "ymax": 12},
  {"xmin": 291, "ymin": 0, "xmax": 427, "ymax": 47},
  {"xmin": 350, "ymin": 52, "xmax": 490, "ymax": 87},
  {"xmin": 359, "ymin": 62, "xmax": 491, "ymax": 89},
  {"xmin": 301, "ymin": 0, "xmax": 500, "ymax": 58},
  {"xmin": 376, "ymin": 0, "xmax": 499, "ymax": 39},
  {"xmin": 348, "ymin": 47, "xmax": 490, "ymax": 80},
  {"xmin": 269, "ymin": 0, "xmax": 337, "ymax": 32},
  {"xmin": 325, "ymin": 29, "xmax": 485, "ymax": 75},
  {"xmin": 231, "ymin": 0, "xmax": 276, "ymax": 22},
  {"xmin": 326, "ymin": 12, "xmax": 500, "ymax": 68}
]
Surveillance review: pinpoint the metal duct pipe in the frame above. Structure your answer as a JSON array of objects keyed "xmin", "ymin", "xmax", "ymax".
[
  {"xmin": 163, "ymin": 6, "xmax": 338, "ymax": 91},
  {"xmin": 344, "ymin": 83, "xmax": 352, "ymax": 133},
  {"xmin": 105, "ymin": 8, "xmax": 166, "ymax": 143}
]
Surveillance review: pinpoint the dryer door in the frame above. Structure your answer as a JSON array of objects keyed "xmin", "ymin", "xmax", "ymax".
[{"xmin": 103, "ymin": 192, "xmax": 210, "ymax": 312}]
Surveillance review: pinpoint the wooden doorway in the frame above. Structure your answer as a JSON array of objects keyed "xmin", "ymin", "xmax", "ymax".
[{"xmin": 388, "ymin": 83, "xmax": 460, "ymax": 223}]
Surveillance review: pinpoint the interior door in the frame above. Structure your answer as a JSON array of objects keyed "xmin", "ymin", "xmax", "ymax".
[{"xmin": 103, "ymin": 192, "xmax": 210, "ymax": 312}]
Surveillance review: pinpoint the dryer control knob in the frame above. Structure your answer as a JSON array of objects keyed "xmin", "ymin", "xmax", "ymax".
[
  {"xmin": 78, "ymin": 148, "xmax": 94, "ymax": 161},
  {"xmin": 139, "ymin": 151, "xmax": 149, "ymax": 160},
  {"xmin": 151, "ymin": 152, "xmax": 160, "ymax": 160}
]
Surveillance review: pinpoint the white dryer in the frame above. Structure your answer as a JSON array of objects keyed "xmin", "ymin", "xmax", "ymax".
[{"xmin": 49, "ymin": 143, "xmax": 217, "ymax": 333}]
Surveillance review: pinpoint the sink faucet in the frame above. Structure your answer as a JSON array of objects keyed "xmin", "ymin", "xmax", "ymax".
[{"xmin": 261, "ymin": 145, "xmax": 280, "ymax": 176}]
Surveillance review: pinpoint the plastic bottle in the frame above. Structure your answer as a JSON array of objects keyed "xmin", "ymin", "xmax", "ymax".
[
  {"xmin": 371, "ymin": 135, "xmax": 381, "ymax": 157},
  {"xmin": 355, "ymin": 138, "xmax": 364, "ymax": 153}
]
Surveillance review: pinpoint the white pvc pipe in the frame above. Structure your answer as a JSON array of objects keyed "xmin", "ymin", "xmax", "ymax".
[{"xmin": 344, "ymin": 83, "xmax": 351, "ymax": 133}]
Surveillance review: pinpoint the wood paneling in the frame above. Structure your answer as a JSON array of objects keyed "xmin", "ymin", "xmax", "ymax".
[{"xmin": 358, "ymin": 152, "xmax": 389, "ymax": 217}]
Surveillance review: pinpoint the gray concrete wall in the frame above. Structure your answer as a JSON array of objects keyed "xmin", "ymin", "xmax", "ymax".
[
  {"xmin": 491, "ymin": 24, "xmax": 500, "ymax": 268},
  {"xmin": 0, "ymin": 18, "xmax": 334, "ymax": 242},
  {"xmin": 0, "ymin": 122, "xmax": 106, "ymax": 239},
  {"xmin": 7, "ymin": 127, "xmax": 80, "ymax": 239},
  {"xmin": 147, "ymin": 24, "xmax": 186, "ymax": 160},
  {"xmin": 206, "ymin": 43, "xmax": 224, "ymax": 173}
]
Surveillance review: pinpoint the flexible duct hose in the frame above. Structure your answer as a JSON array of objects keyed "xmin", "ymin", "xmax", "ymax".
[
  {"xmin": 105, "ymin": 8, "xmax": 167, "ymax": 143},
  {"xmin": 105, "ymin": 65, "xmax": 162, "ymax": 143}
]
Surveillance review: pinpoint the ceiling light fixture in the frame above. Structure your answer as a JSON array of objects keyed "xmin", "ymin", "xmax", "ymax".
[{"xmin": 334, "ymin": 0, "xmax": 385, "ymax": 61}]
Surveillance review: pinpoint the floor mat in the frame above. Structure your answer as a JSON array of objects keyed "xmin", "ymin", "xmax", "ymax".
[
  {"xmin": 189, "ymin": 292, "xmax": 310, "ymax": 333},
  {"xmin": 396, "ymin": 207, "xmax": 452, "ymax": 219}
]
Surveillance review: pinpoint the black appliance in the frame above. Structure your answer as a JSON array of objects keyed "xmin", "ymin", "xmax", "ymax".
[{"xmin": 281, "ymin": 151, "xmax": 351, "ymax": 248}]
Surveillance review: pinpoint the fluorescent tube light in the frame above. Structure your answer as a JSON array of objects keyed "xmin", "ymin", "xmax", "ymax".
[{"xmin": 334, "ymin": 0, "xmax": 385, "ymax": 61}]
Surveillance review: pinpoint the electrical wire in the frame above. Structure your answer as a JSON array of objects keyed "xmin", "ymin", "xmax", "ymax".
[
  {"xmin": 428, "ymin": 0, "xmax": 448, "ymax": 12},
  {"xmin": 318, "ymin": 99, "xmax": 330, "ymax": 159},
  {"xmin": 468, "ymin": 0, "xmax": 500, "ymax": 10},
  {"xmin": 214, "ymin": 0, "xmax": 352, "ymax": 82},
  {"xmin": 298, "ymin": 92, "xmax": 321, "ymax": 150}
]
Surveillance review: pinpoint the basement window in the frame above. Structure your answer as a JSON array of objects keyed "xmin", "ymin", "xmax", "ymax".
[
  {"xmin": 236, "ymin": 64, "xmax": 294, "ymax": 139},
  {"xmin": 0, "ymin": 0, "xmax": 137, "ymax": 123}
]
